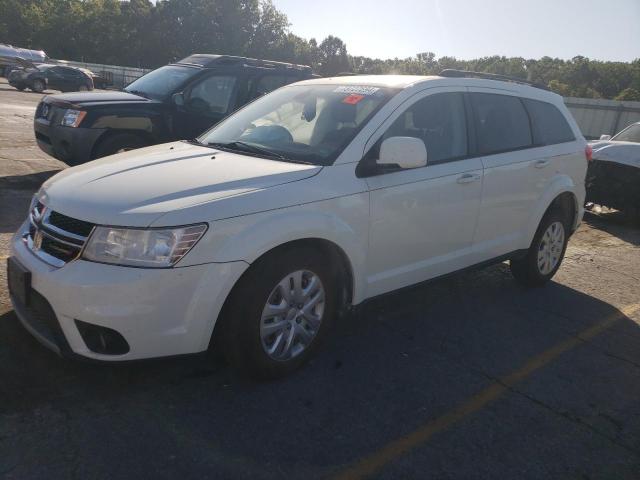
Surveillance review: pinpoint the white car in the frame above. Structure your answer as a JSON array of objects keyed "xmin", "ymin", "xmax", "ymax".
[
  {"xmin": 587, "ymin": 122, "xmax": 640, "ymax": 216},
  {"xmin": 8, "ymin": 71, "xmax": 588, "ymax": 378}
]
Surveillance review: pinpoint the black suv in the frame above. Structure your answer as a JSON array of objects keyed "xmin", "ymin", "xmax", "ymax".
[{"xmin": 34, "ymin": 54, "xmax": 315, "ymax": 165}]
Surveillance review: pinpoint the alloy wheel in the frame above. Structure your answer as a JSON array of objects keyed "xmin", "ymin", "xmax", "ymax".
[
  {"xmin": 259, "ymin": 270, "xmax": 325, "ymax": 361},
  {"xmin": 537, "ymin": 221, "xmax": 565, "ymax": 275}
]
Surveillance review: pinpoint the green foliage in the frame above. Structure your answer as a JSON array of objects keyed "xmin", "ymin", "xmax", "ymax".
[
  {"xmin": 1, "ymin": 0, "xmax": 638, "ymax": 99},
  {"xmin": 615, "ymin": 88, "xmax": 640, "ymax": 101}
]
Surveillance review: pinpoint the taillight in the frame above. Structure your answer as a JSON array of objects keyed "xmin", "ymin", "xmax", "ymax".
[{"xmin": 585, "ymin": 144, "xmax": 593, "ymax": 162}]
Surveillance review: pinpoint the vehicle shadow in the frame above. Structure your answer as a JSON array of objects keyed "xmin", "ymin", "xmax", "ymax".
[
  {"xmin": 1, "ymin": 264, "xmax": 639, "ymax": 478},
  {"xmin": 0, "ymin": 85, "xmax": 53, "ymax": 94},
  {"xmin": 0, "ymin": 170, "xmax": 61, "ymax": 233},
  {"xmin": 583, "ymin": 210, "xmax": 640, "ymax": 246}
]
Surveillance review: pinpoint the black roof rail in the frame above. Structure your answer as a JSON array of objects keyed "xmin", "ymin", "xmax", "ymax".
[
  {"xmin": 439, "ymin": 69, "xmax": 550, "ymax": 91},
  {"xmin": 177, "ymin": 54, "xmax": 313, "ymax": 73}
]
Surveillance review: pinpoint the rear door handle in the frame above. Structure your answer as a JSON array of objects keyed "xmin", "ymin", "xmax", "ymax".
[
  {"xmin": 457, "ymin": 173, "xmax": 481, "ymax": 184},
  {"xmin": 534, "ymin": 159, "xmax": 550, "ymax": 168}
]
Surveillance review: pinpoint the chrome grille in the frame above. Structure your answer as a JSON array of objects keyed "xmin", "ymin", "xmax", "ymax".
[{"xmin": 23, "ymin": 201, "xmax": 95, "ymax": 267}]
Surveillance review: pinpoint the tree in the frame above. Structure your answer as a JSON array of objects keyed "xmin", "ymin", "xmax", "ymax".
[
  {"xmin": 317, "ymin": 35, "xmax": 350, "ymax": 75},
  {"xmin": 0, "ymin": 0, "xmax": 638, "ymax": 99}
]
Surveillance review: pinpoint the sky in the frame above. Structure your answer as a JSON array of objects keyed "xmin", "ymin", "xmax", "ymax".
[{"xmin": 271, "ymin": 0, "xmax": 640, "ymax": 62}]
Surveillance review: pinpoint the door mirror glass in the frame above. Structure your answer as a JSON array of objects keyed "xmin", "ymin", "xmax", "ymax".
[
  {"xmin": 377, "ymin": 136, "xmax": 428, "ymax": 169},
  {"xmin": 599, "ymin": 134, "xmax": 611, "ymax": 141},
  {"xmin": 172, "ymin": 92, "xmax": 184, "ymax": 107}
]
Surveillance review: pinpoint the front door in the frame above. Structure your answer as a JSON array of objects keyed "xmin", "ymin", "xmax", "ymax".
[
  {"xmin": 363, "ymin": 90, "xmax": 484, "ymax": 298},
  {"xmin": 173, "ymin": 73, "xmax": 239, "ymax": 140}
]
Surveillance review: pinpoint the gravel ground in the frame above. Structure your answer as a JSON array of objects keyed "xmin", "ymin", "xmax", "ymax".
[{"xmin": 1, "ymin": 78, "xmax": 639, "ymax": 480}]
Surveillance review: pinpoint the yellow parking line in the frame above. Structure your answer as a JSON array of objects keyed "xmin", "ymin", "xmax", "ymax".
[{"xmin": 332, "ymin": 303, "xmax": 640, "ymax": 480}]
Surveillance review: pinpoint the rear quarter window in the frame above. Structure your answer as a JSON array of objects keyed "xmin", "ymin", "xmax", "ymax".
[
  {"xmin": 523, "ymin": 99, "xmax": 575, "ymax": 145},
  {"xmin": 470, "ymin": 93, "xmax": 532, "ymax": 155}
]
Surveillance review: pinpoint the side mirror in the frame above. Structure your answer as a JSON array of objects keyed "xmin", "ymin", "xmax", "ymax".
[
  {"xmin": 377, "ymin": 136, "xmax": 427, "ymax": 169},
  {"xmin": 599, "ymin": 134, "xmax": 611, "ymax": 141},
  {"xmin": 172, "ymin": 92, "xmax": 185, "ymax": 107}
]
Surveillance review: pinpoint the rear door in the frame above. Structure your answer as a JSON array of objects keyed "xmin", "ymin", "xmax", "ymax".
[
  {"xmin": 468, "ymin": 90, "xmax": 549, "ymax": 260},
  {"xmin": 363, "ymin": 89, "xmax": 484, "ymax": 297}
]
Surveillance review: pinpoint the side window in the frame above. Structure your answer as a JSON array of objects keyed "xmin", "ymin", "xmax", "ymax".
[
  {"xmin": 254, "ymin": 75, "xmax": 293, "ymax": 97},
  {"xmin": 523, "ymin": 99, "xmax": 575, "ymax": 145},
  {"xmin": 471, "ymin": 93, "xmax": 532, "ymax": 154},
  {"xmin": 376, "ymin": 92, "xmax": 468, "ymax": 164},
  {"xmin": 186, "ymin": 75, "xmax": 237, "ymax": 116}
]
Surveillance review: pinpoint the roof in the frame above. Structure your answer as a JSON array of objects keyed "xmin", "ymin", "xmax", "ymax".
[
  {"xmin": 175, "ymin": 54, "xmax": 312, "ymax": 72},
  {"xmin": 295, "ymin": 74, "xmax": 562, "ymax": 102},
  {"xmin": 297, "ymin": 75, "xmax": 435, "ymax": 89}
]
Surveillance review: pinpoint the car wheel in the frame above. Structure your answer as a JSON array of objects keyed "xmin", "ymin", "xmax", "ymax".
[
  {"xmin": 219, "ymin": 246, "xmax": 338, "ymax": 379},
  {"xmin": 15, "ymin": 84, "xmax": 26, "ymax": 91},
  {"xmin": 31, "ymin": 79, "xmax": 46, "ymax": 93},
  {"xmin": 92, "ymin": 133, "xmax": 148, "ymax": 159},
  {"xmin": 78, "ymin": 84, "xmax": 89, "ymax": 92},
  {"xmin": 510, "ymin": 209, "xmax": 569, "ymax": 287}
]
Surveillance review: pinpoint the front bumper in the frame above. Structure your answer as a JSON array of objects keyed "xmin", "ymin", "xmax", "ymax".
[
  {"xmin": 10, "ymin": 229, "xmax": 248, "ymax": 361},
  {"xmin": 34, "ymin": 112, "xmax": 105, "ymax": 166}
]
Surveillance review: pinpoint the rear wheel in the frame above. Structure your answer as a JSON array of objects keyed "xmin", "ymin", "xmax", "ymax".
[
  {"xmin": 31, "ymin": 79, "xmax": 46, "ymax": 93},
  {"xmin": 92, "ymin": 133, "xmax": 147, "ymax": 159},
  {"xmin": 15, "ymin": 84, "xmax": 25, "ymax": 91},
  {"xmin": 510, "ymin": 209, "xmax": 569, "ymax": 287},
  {"xmin": 219, "ymin": 247, "xmax": 338, "ymax": 379},
  {"xmin": 78, "ymin": 84, "xmax": 89, "ymax": 92}
]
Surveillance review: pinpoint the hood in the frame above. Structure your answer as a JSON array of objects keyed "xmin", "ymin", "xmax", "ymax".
[
  {"xmin": 44, "ymin": 91, "xmax": 154, "ymax": 108},
  {"xmin": 40, "ymin": 142, "xmax": 321, "ymax": 227},
  {"xmin": 590, "ymin": 141, "xmax": 640, "ymax": 169}
]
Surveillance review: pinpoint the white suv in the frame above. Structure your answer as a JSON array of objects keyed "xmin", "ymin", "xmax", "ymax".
[{"xmin": 8, "ymin": 71, "xmax": 588, "ymax": 378}]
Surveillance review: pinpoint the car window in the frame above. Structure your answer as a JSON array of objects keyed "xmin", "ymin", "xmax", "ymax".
[
  {"xmin": 187, "ymin": 75, "xmax": 237, "ymax": 116},
  {"xmin": 374, "ymin": 92, "xmax": 468, "ymax": 164},
  {"xmin": 255, "ymin": 75, "xmax": 294, "ymax": 97},
  {"xmin": 124, "ymin": 65, "xmax": 200, "ymax": 100},
  {"xmin": 612, "ymin": 123, "xmax": 640, "ymax": 143},
  {"xmin": 523, "ymin": 99, "xmax": 575, "ymax": 145},
  {"xmin": 471, "ymin": 93, "xmax": 532, "ymax": 154},
  {"xmin": 201, "ymin": 84, "xmax": 395, "ymax": 165}
]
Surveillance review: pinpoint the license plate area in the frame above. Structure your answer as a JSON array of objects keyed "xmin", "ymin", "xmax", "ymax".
[{"xmin": 7, "ymin": 257, "xmax": 31, "ymax": 306}]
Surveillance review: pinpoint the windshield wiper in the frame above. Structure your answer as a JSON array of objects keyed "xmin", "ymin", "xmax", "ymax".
[{"xmin": 206, "ymin": 141, "xmax": 313, "ymax": 164}]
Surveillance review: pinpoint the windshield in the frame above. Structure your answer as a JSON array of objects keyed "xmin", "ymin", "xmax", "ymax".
[
  {"xmin": 612, "ymin": 123, "xmax": 640, "ymax": 143},
  {"xmin": 200, "ymin": 84, "xmax": 395, "ymax": 165},
  {"xmin": 124, "ymin": 65, "xmax": 200, "ymax": 100}
]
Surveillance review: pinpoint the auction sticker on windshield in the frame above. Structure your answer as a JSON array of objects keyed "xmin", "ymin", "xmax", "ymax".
[{"xmin": 333, "ymin": 86, "xmax": 380, "ymax": 95}]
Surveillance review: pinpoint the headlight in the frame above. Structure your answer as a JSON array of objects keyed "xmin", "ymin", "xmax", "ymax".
[
  {"xmin": 61, "ymin": 109, "xmax": 87, "ymax": 127},
  {"xmin": 83, "ymin": 224, "xmax": 208, "ymax": 268}
]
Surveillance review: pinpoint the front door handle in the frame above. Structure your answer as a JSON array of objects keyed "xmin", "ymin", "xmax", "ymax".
[
  {"xmin": 457, "ymin": 173, "xmax": 481, "ymax": 184},
  {"xmin": 534, "ymin": 159, "xmax": 550, "ymax": 169}
]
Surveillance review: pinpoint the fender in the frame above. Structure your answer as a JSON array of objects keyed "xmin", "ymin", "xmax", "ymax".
[
  {"xmin": 524, "ymin": 173, "xmax": 580, "ymax": 243},
  {"xmin": 206, "ymin": 208, "xmax": 369, "ymax": 304}
]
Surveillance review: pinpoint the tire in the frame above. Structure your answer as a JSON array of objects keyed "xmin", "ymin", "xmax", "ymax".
[
  {"xmin": 92, "ymin": 133, "xmax": 147, "ymax": 159},
  {"xmin": 510, "ymin": 209, "xmax": 569, "ymax": 287},
  {"xmin": 31, "ymin": 79, "xmax": 46, "ymax": 93},
  {"xmin": 78, "ymin": 84, "xmax": 88, "ymax": 92},
  {"xmin": 15, "ymin": 85, "xmax": 25, "ymax": 91},
  {"xmin": 218, "ymin": 246, "xmax": 339, "ymax": 379}
]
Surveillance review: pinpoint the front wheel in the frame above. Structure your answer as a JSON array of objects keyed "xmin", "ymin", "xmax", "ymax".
[
  {"xmin": 219, "ymin": 247, "xmax": 338, "ymax": 379},
  {"xmin": 510, "ymin": 210, "xmax": 569, "ymax": 287}
]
